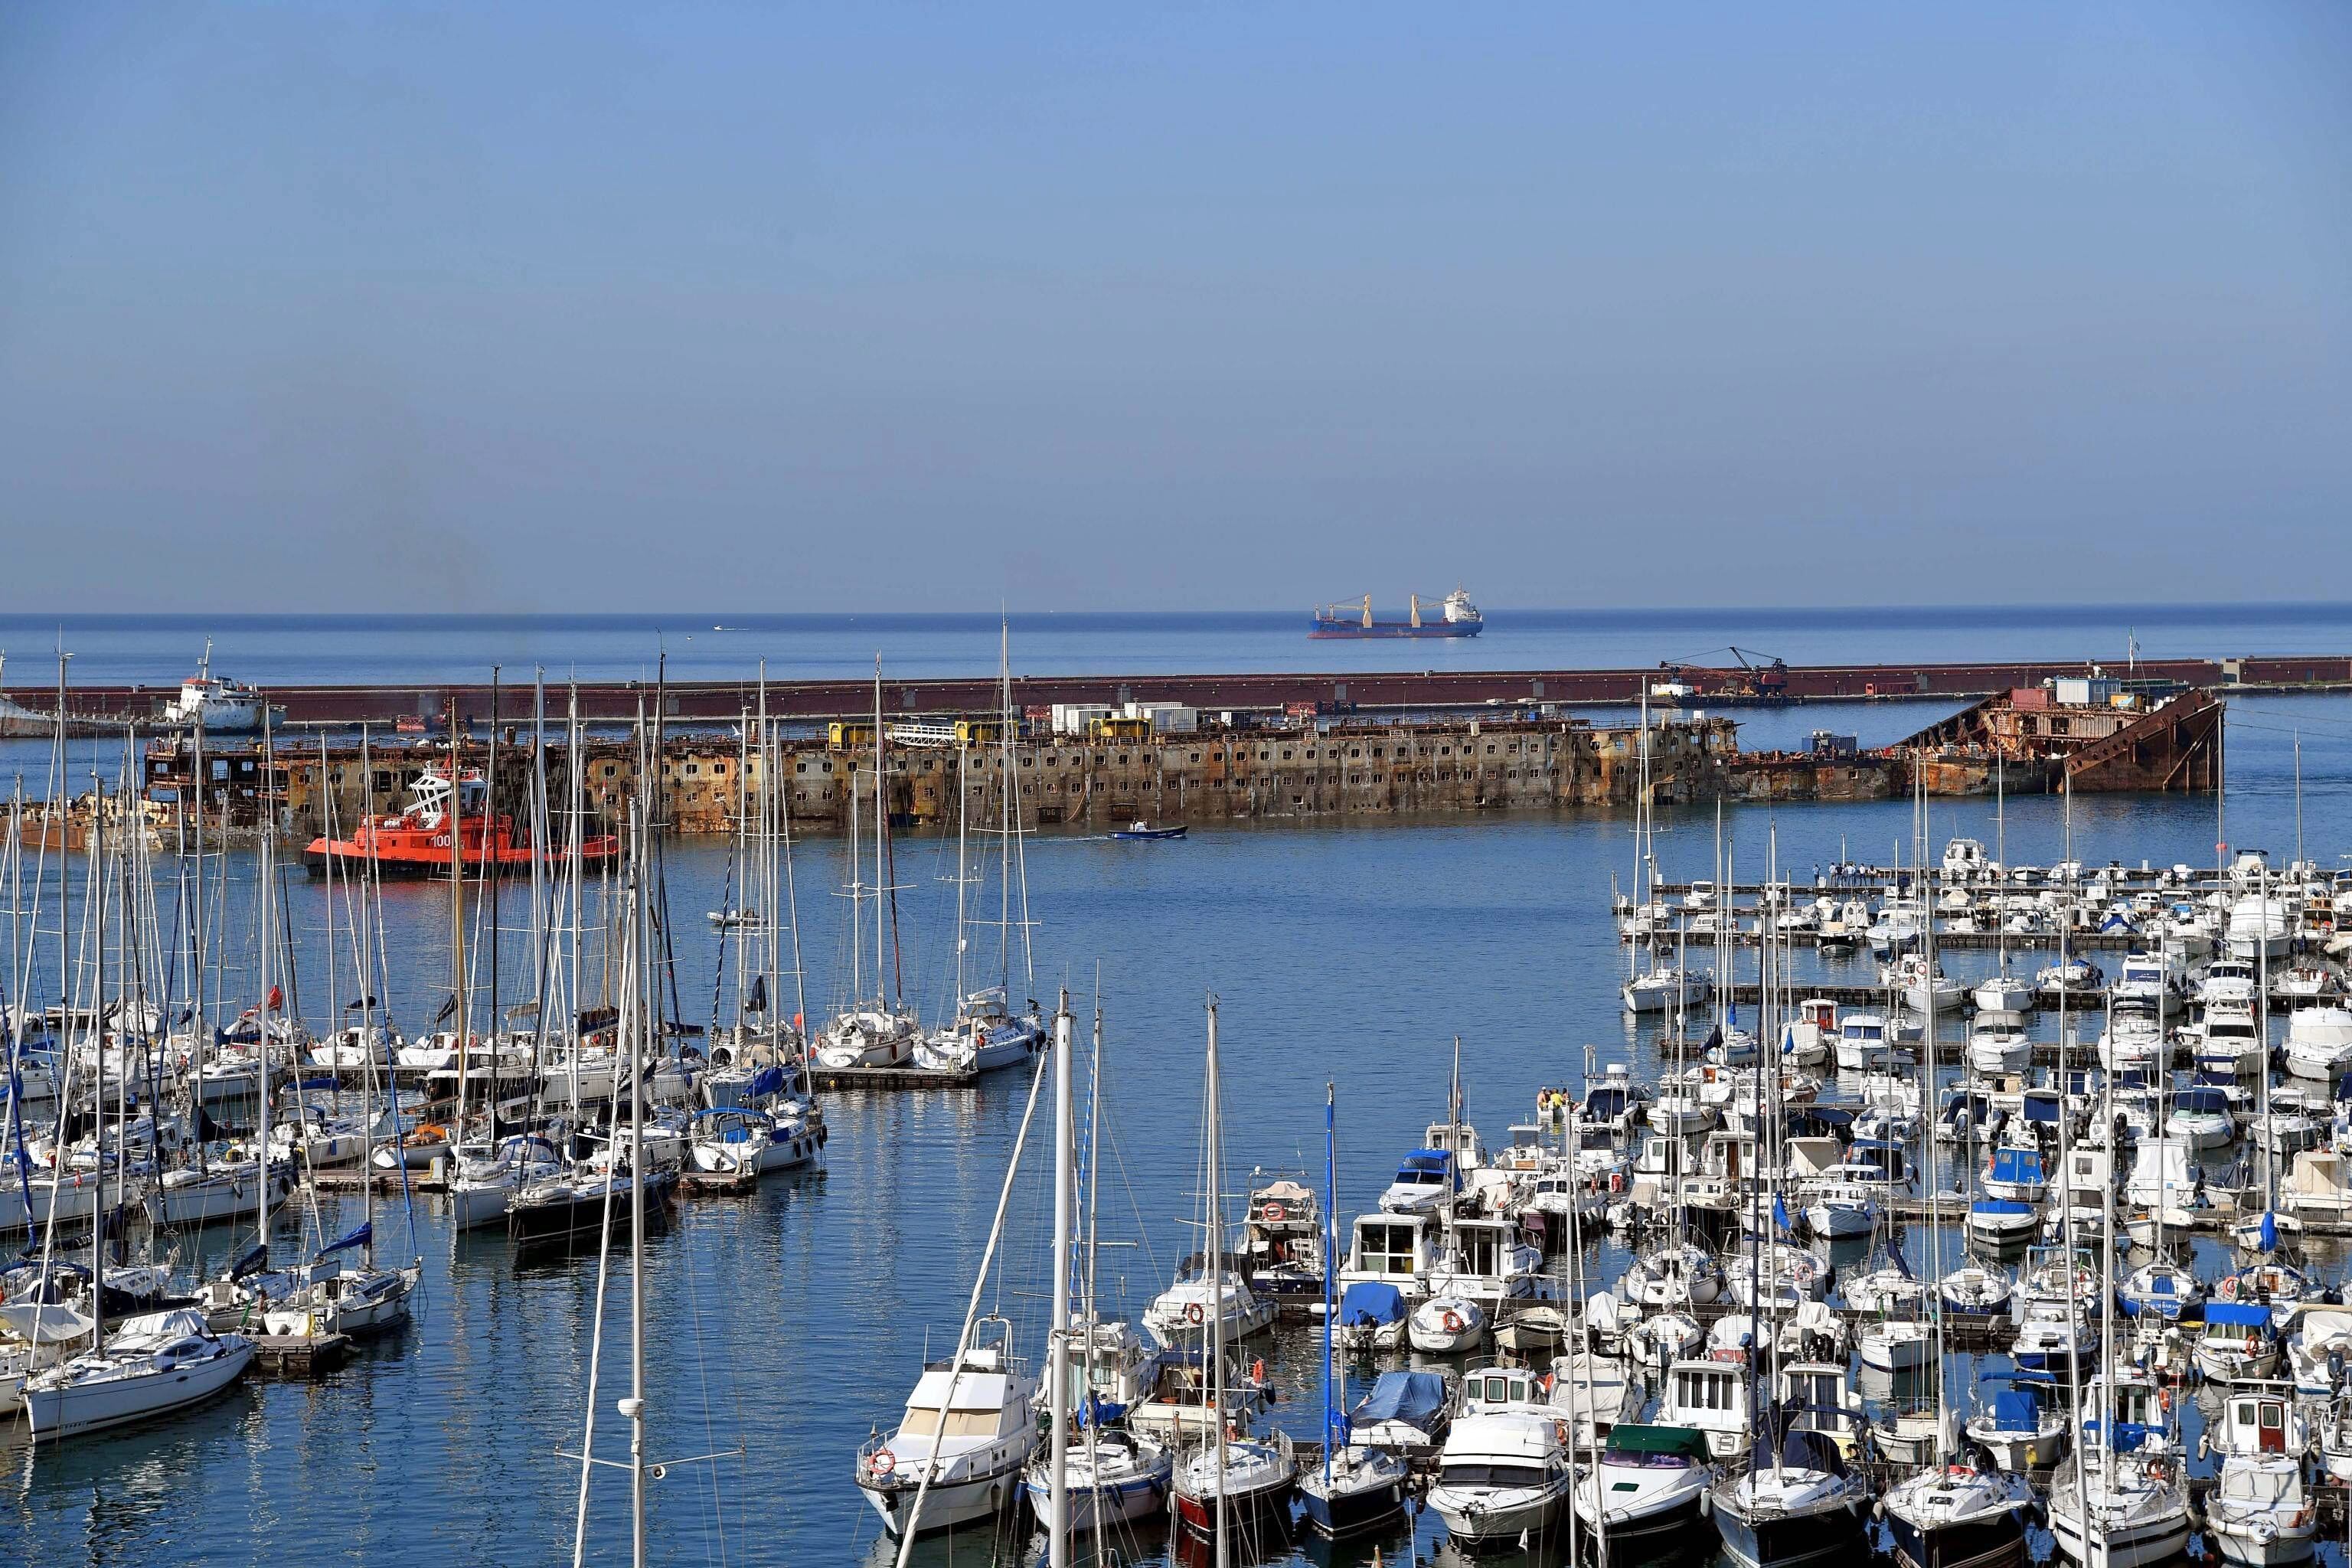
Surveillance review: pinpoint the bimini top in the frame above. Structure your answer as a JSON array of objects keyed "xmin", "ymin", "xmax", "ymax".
[{"xmin": 1605, "ymin": 1423, "xmax": 1712, "ymax": 1461}]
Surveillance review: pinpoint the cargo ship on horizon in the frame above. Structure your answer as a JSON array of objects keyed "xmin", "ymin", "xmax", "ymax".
[{"xmin": 1308, "ymin": 586, "xmax": 1482, "ymax": 639}]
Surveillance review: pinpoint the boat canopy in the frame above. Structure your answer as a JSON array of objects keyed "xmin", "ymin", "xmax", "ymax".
[
  {"xmin": 1606, "ymin": 1423, "xmax": 1712, "ymax": 1460},
  {"xmin": 1353, "ymin": 1370, "xmax": 1447, "ymax": 1429},
  {"xmin": 1338, "ymin": 1282, "xmax": 1406, "ymax": 1325},
  {"xmin": 2206, "ymin": 1302, "xmax": 2274, "ymax": 1329},
  {"xmin": 2174, "ymin": 1088, "xmax": 2230, "ymax": 1115},
  {"xmin": 1988, "ymin": 1387, "xmax": 2043, "ymax": 1431},
  {"xmin": 2021, "ymin": 1090, "xmax": 2062, "ymax": 1124}
]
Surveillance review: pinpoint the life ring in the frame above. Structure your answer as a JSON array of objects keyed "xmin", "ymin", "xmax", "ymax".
[
  {"xmin": 1184, "ymin": 1302, "xmax": 1205, "ymax": 1326},
  {"xmin": 1555, "ymin": 1420, "xmax": 1570, "ymax": 1447},
  {"xmin": 1263, "ymin": 1202, "xmax": 1287, "ymax": 1223},
  {"xmin": 1441, "ymin": 1309, "xmax": 1465, "ymax": 1334},
  {"xmin": 871, "ymin": 1449, "xmax": 897, "ymax": 1477}
]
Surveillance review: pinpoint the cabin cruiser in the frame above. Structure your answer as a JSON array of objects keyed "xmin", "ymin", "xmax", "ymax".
[
  {"xmin": 1883, "ymin": 953, "xmax": 1963, "ymax": 1013},
  {"xmin": 1142, "ymin": 1262, "xmax": 1273, "ymax": 1344},
  {"xmin": 1378, "ymin": 1148, "xmax": 1461, "ymax": 1214},
  {"xmin": 686, "ymin": 1106, "xmax": 825, "ymax": 1180},
  {"xmin": 2285, "ymin": 1006, "xmax": 2352, "ymax": 1082},
  {"xmin": 2205, "ymin": 1382, "xmax": 2315, "ymax": 1566},
  {"xmin": 1238, "ymin": 1175, "xmax": 1322, "ymax": 1301},
  {"xmin": 2194, "ymin": 1302, "xmax": 2283, "ymax": 1383},
  {"xmin": 1571, "ymin": 1423, "xmax": 1715, "ymax": 1544},
  {"xmin": 2201, "ymin": 959, "xmax": 2262, "ymax": 1008},
  {"xmin": 1340, "ymin": 1210, "xmax": 1439, "ymax": 1309},
  {"xmin": 1426, "ymin": 1363, "xmax": 1577, "ymax": 1546},
  {"xmin": 1836, "ymin": 1012, "xmax": 1896, "ymax": 1071},
  {"xmin": 2112, "ymin": 951, "xmax": 2186, "ymax": 1015},
  {"xmin": 1661, "ymin": 1355, "xmax": 1753, "ymax": 1462},
  {"xmin": 855, "ymin": 1316, "xmax": 1040, "ymax": 1537},
  {"xmin": 1966, "ymin": 1010, "xmax": 2033, "ymax": 1074}
]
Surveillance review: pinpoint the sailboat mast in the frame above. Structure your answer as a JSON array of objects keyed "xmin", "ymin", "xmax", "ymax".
[
  {"xmin": 873, "ymin": 658, "xmax": 889, "ymax": 1006},
  {"xmin": 1047, "ymin": 994, "xmax": 1073, "ymax": 1566},
  {"xmin": 1207, "ymin": 995, "xmax": 1228, "ymax": 1563},
  {"xmin": 256, "ymin": 713, "xmax": 277, "ymax": 1255},
  {"xmin": 448, "ymin": 694, "xmax": 469, "ymax": 1140},
  {"xmin": 1321, "ymin": 1081, "xmax": 1335, "ymax": 1491}
]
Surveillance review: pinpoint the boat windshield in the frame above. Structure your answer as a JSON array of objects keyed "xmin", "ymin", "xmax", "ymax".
[{"xmin": 1441, "ymin": 1462, "xmax": 1550, "ymax": 1488}]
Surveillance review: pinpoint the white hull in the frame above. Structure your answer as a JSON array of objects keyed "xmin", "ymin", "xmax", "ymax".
[{"xmin": 25, "ymin": 1340, "xmax": 254, "ymax": 1439}]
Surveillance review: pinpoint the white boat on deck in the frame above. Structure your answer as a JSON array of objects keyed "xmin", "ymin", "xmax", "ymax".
[
  {"xmin": 21, "ymin": 1309, "xmax": 254, "ymax": 1439},
  {"xmin": 854, "ymin": 1317, "xmax": 1040, "ymax": 1537},
  {"xmin": 1143, "ymin": 1264, "xmax": 1274, "ymax": 1344}
]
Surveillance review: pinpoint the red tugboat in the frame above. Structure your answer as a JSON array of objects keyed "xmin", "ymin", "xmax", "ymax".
[{"xmin": 303, "ymin": 764, "xmax": 619, "ymax": 877}]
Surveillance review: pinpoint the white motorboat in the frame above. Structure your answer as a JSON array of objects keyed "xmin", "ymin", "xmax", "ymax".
[
  {"xmin": 1662, "ymin": 1356, "xmax": 1754, "ymax": 1462},
  {"xmin": 1966, "ymin": 1011, "xmax": 2034, "ymax": 1074},
  {"xmin": 855, "ymin": 1318, "xmax": 1040, "ymax": 1537},
  {"xmin": 21, "ymin": 1309, "xmax": 254, "ymax": 1439},
  {"xmin": 2205, "ymin": 1383, "xmax": 2316, "ymax": 1566},
  {"xmin": 1570, "ymin": 1423, "xmax": 1714, "ymax": 1543},
  {"xmin": 1407, "ymin": 1294, "xmax": 1489, "ymax": 1354},
  {"xmin": 2284, "ymin": 1006, "xmax": 2352, "ymax": 1082},
  {"xmin": 1143, "ymin": 1265, "xmax": 1274, "ymax": 1344},
  {"xmin": 1426, "ymin": 1367, "xmax": 1575, "ymax": 1546}
]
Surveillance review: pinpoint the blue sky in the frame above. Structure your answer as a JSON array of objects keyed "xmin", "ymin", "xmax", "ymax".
[{"xmin": 2, "ymin": 2, "xmax": 2347, "ymax": 612}]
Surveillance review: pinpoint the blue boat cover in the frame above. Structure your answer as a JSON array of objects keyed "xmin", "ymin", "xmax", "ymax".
[
  {"xmin": 1339, "ymin": 1282, "xmax": 1406, "ymax": 1325},
  {"xmin": 1352, "ymin": 1370, "xmax": 1447, "ymax": 1428},
  {"xmin": 2207, "ymin": 1301, "xmax": 2272, "ymax": 1328},
  {"xmin": 1991, "ymin": 1388, "xmax": 2040, "ymax": 1430},
  {"xmin": 2022, "ymin": 1093, "xmax": 2061, "ymax": 1124},
  {"xmin": 2084, "ymin": 1419, "xmax": 2154, "ymax": 1453}
]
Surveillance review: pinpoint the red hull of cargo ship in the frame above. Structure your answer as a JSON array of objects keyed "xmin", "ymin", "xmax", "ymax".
[{"xmin": 304, "ymin": 815, "xmax": 619, "ymax": 877}]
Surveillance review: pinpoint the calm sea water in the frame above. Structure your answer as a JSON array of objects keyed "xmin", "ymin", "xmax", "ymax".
[
  {"xmin": 5, "ymin": 612, "xmax": 2352, "ymax": 1567},
  {"xmin": 3, "ymin": 603, "xmax": 2350, "ymax": 689}
]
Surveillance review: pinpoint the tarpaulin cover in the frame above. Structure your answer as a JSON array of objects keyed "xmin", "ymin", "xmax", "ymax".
[
  {"xmin": 2206, "ymin": 1301, "xmax": 2274, "ymax": 1328},
  {"xmin": 1339, "ymin": 1282, "xmax": 1405, "ymax": 1325},
  {"xmin": 1352, "ymin": 1370, "xmax": 1447, "ymax": 1428},
  {"xmin": 1990, "ymin": 1149, "xmax": 2043, "ymax": 1184},
  {"xmin": 1990, "ymin": 1388, "xmax": 2040, "ymax": 1430}
]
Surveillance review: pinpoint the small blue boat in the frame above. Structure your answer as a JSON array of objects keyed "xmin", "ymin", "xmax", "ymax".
[{"xmin": 1111, "ymin": 822, "xmax": 1187, "ymax": 841}]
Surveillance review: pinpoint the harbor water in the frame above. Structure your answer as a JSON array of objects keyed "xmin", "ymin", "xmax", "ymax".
[{"xmin": 5, "ymin": 610, "xmax": 2352, "ymax": 1566}]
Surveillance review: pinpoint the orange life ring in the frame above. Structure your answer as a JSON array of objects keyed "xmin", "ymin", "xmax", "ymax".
[
  {"xmin": 1263, "ymin": 1202, "xmax": 1287, "ymax": 1223},
  {"xmin": 1184, "ymin": 1302, "xmax": 1205, "ymax": 1326},
  {"xmin": 1555, "ymin": 1420, "xmax": 1570, "ymax": 1446},
  {"xmin": 1441, "ymin": 1309, "xmax": 1465, "ymax": 1334},
  {"xmin": 872, "ymin": 1449, "xmax": 897, "ymax": 1477}
]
